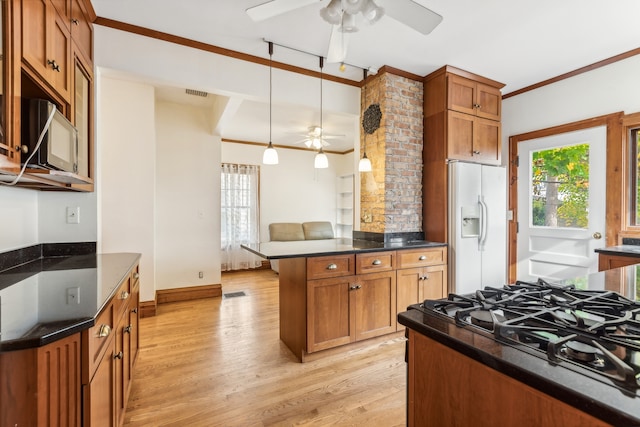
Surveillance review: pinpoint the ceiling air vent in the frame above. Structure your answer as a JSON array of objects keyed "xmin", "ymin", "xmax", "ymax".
[{"xmin": 185, "ymin": 89, "xmax": 208, "ymax": 97}]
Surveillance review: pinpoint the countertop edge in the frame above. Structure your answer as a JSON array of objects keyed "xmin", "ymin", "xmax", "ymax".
[{"xmin": 398, "ymin": 309, "xmax": 640, "ymax": 427}]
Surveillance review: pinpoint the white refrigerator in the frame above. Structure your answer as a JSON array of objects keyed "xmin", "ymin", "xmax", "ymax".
[{"xmin": 448, "ymin": 161, "xmax": 507, "ymax": 295}]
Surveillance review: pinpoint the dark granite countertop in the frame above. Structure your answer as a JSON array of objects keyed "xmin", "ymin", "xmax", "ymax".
[
  {"xmin": 398, "ymin": 265, "xmax": 640, "ymax": 426},
  {"xmin": 595, "ymin": 245, "xmax": 640, "ymax": 258},
  {"xmin": 242, "ymin": 238, "xmax": 446, "ymax": 260},
  {"xmin": 0, "ymin": 252, "xmax": 141, "ymax": 352}
]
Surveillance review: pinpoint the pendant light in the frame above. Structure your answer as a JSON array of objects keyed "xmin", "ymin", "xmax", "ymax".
[
  {"xmin": 314, "ymin": 56, "xmax": 329, "ymax": 169},
  {"xmin": 263, "ymin": 42, "xmax": 278, "ymax": 165},
  {"xmin": 358, "ymin": 69, "xmax": 372, "ymax": 172}
]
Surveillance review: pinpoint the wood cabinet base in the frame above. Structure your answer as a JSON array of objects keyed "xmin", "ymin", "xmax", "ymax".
[{"xmin": 407, "ymin": 329, "xmax": 611, "ymax": 427}]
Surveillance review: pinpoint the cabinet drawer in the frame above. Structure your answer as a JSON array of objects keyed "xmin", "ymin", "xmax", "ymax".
[
  {"xmin": 112, "ymin": 274, "xmax": 132, "ymax": 319},
  {"xmin": 356, "ymin": 251, "xmax": 396, "ymax": 274},
  {"xmin": 397, "ymin": 247, "xmax": 447, "ymax": 268},
  {"xmin": 307, "ymin": 255, "xmax": 355, "ymax": 280},
  {"xmin": 83, "ymin": 302, "xmax": 114, "ymax": 383}
]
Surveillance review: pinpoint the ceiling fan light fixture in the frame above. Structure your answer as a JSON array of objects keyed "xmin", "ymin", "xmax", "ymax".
[
  {"xmin": 361, "ymin": 0, "xmax": 384, "ymax": 24},
  {"xmin": 340, "ymin": 11, "xmax": 359, "ymax": 33},
  {"xmin": 320, "ymin": 0, "xmax": 342, "ymax": 25},
  {"xmin": 343, "ymin": 0, "xmax": 365, "ymax": 14},
  {"xmin": 314, "ymin": 148, "xmax": 329, "ymax": 169}
]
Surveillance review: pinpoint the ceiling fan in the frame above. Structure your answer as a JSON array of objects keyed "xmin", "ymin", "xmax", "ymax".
[
  {"xmin": 292, "ymin": 126, "xmax": 344, "ymax": 149},
  {"xmin": 246, "ymin": 0, "xmax": 443, "ymax": 63}
]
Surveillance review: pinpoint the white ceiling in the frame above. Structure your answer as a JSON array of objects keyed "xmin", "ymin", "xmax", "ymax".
[{"xmin": 92, "ymin": 0, "xmax": 640, "ymax": 153}]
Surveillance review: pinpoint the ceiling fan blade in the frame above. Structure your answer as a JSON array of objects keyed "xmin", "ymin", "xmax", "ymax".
[
  {"xmin": 326, "ymin": 25, "xmax": 350, "ymax": 63},
  {"xmin": 379, "ymin": 0, "xmax": 443, "ymax": 35},
  {"xmin": 246, "ymin": 0, "xmax": 318, "ymax": 22}
]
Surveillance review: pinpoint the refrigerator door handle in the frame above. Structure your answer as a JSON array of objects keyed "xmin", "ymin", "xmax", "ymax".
[{"xmin": 479, "ymin": 196, "xmax": 488, "ymax": 251}]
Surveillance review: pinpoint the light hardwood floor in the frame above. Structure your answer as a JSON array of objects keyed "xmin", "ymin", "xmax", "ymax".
[{"xmin": 124, "ymin": 269, "xmax": 407, "ymax": 426}]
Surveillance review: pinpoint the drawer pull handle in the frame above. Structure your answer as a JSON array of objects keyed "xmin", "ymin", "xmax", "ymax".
[
  {"xmin": 132, "ymin": 307, "xmax": 138, "ymax": 314},
  {"xmin": 114, "ymin": 351, "xmax": 123, "ymax": 360},
  {"xmin": 133, "ymin": 272, "xmax": 140, "ymax": 279},
  {"xmin": 124, "ymin": 325, "xmax": 132, "ymax": 334},
  {"xmin": 121, "ymin": 291, "xmax": 130, "ymax": 300},
  {"xmin": 418, "ymin": 255, "xmax": 427, "ymax": 260},
  {"xmin": 98, "ymin": 324, "xmax": 111, "ymax": 338},
  {"xmin": 372, "ymin": 259, "xmax": 382, "ymax": 265},
  {"xmin": 327, "ymin": 263, "xmax": 338, "ymax": 270}
]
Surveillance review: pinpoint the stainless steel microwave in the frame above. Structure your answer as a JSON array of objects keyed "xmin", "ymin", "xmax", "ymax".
[{"xmin": 21, "ymin": 98, "xmax": 79, "ymax": 173}]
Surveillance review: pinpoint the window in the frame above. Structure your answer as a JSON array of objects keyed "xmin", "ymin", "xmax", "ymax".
[
  {"xmin": 530, "ymin": 143, "xmax": 589, "ymax": 228},
  {"xmin": 221, "ymin": 163, "xmax": 262, "ymax": 271},
  {"xmin": 630, "ymin": 127, "xmax": 640, "ymax": 225}
]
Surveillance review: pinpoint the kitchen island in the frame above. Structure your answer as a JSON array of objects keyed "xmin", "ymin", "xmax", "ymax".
[
  {"xmin": 398, "ymin": 265, "xmax": 640, "ymax": 427},
  {"xmin": 243, "ymin": 236, "xmax": 447, "ymax": 361}
]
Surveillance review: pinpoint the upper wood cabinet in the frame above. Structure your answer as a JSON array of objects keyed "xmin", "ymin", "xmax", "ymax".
[
  {"xmin": 22, "ymin": 0, "xmax": 72, "ymax": 102},
  {"xmin": 423, "ymin": 66, "xmax": 504, "ymax": 242},
  {"xmin": 447, "ymin": 74, "xmax": 502, "ymax": 121},
  {"xmin": 1, "ymin": 0, "xmax": 95, "ymax": 190}
]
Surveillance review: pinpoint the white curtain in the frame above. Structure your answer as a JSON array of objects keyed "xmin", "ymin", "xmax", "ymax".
[{"xmin": 221, "ymin": 163, "xmax": 263, "ymax": 271}]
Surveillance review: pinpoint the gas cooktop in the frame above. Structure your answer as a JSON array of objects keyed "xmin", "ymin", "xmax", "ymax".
[{"xmin": 421, "ymin": 278, "xmax": 640, "ymax": 395}]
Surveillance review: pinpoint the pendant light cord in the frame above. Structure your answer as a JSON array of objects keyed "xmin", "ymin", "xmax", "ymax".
[
  {"xmin": 269, "ymin": 42, "xmax": 273, "ymax": 144},
  {"xmin": 319, "ymin": 56, "xmax": 324, "ymax": 146}
]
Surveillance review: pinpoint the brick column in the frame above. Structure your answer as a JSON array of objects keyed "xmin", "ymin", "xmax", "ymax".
[{"xmin": 360, "ymin": 71, "xmax": 424, "ymax": 233}]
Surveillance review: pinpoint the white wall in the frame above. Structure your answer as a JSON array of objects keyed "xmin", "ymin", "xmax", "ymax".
[
  {"xmin": 502, "ymin": 55, "xmax": 640, "ymax": 152},
  {"xmin": 222, "ymin": 142, "xmax": 349, "ymax": 242},
  {"xmin": 0, "ymin": 186, "xmax": 38, "ymax": 251},
  {"xmin": 38, "ymin": 191, "xmax": 97, "ymax": 244},
  {"xmin": 155, "ymin": 101, "xmax": 220, "ymax": 290},
  {"xmin": 97, "ymin": 77, "xmax": 157, "ymax": 302}
]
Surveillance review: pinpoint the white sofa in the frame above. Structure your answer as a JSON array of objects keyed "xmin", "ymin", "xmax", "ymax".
[{"xmin": 268, "ymin": 222, "xmax": 334, "ymax": 273}]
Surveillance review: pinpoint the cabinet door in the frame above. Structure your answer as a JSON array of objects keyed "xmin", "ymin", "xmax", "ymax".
[
  {"xmin": 447, "ymin": 110, "xmax": 474, "ymax": 161},
  {"xmin": 83, "ymin": 344, "xmax": 115, "ymax": 427},
  {"xmin": 73, "ymin": 57, "xmax": 91, "ymax": 177},
  {"xmin": 355, "ymin": 271, "xmax": 397, "ymax": 341},
  {"xmin": 473, "ymin": 117, "xmax": 501, "ymax": 164},
  {"xmin": 22, "ymin": 0, "xmax": 49, "ymax": 79},
  {"xmin": 114, "ymin": 311, "xmax": 129, "ymax": 427},
  {"xmin": 421, "ymin": 264, "xmax": 447, "ymax": 301},
  {"xmin": 396, "ymin": 267, "xmax": 422, "ymax": 331},
  {"xmin": 307, "ymin": 276, "xmax": 356, "ymax": 352},
  {"xmin": 475, "ymin": 83, "xmax": 501, "ymax": 120},
  {"xmin": 70, "ymin": 0, "xmax": 93, "ymax": 64},
  {"xmin": 50, "ymin": 10, "xmax": 72, "ymax": 101},
  {"xmin": 447, "ymin": 74, "xmax": 476, "ymax": 116}
]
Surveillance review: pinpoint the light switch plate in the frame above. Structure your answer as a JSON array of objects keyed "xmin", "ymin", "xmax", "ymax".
[{"xmin": 66, "ymin": 206, "xmax": 80, "ymax": 224}]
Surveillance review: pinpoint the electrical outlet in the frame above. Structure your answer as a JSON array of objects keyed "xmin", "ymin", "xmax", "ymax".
[
  {"xmin": 199, "ymin": 271, "xmax": 204, "ymax": 279},
  {"xmin": 66, "ymin": 287, "xmax": 80, "ymax": 305}
]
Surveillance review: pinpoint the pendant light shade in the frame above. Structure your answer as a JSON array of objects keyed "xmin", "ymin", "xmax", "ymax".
[
  {"xmin": 315, "ymin": 55, "xmax": 329, "ymax": 169},
  {"xmin": 263, "ymin": 142, "xmax": 278, "ymax": 165},
  {"xmin": 358, "ymin": 152, "xmax": 372, "ymax": 172},
  {"xmin": 315, "ymin": 148, "xmax": 329, "ymax": 169},
  {"xmin": 263, "ymin": 42, "xmax": 278, "ymax": 165}
]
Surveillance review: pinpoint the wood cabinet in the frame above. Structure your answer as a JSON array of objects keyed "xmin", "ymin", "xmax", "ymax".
[
  {"xmin": 423, "ymin": 66, "xmax": 504, "ymax": 242},
  {"xmin": 82, "ymin": 262, "xmax": 140, "ymax": 427},
  {"xmin": 22, "ymin": 0, "xmax": 72, "ymax": 102},
  {"xmin": 279, "ymin": 247, "xmax": 445, "ymax": 361},
  {"xmin": 406, "ymin": 329, "xmax": 611, "ymax": 427},
  {"xmin": 396, "ymin": 246, "xmax": 448, "ymax": 329},
  {"xmin": 0, "ymin": 333, "xmax": 81, "ymax": 426},
  {"xmin": 0, "ymin": 0, "xmax": 95, "ymax": 190},
  {"xmin": 598, "ymin": 253, "xmax": 640, "ymax": 271}
]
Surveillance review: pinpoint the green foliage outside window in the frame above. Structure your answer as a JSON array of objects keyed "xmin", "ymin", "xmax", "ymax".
[{"xmin": 531, "ymin": 144, "xmax": 589, "ymax": 228}]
